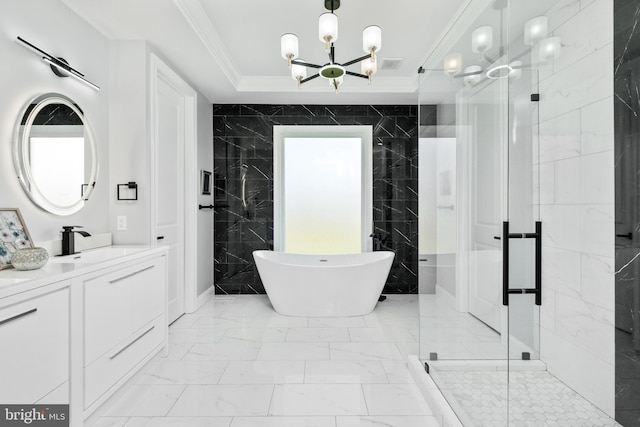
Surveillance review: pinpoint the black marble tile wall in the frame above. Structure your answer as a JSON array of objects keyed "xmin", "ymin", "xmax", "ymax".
[
  {"xmin": 615, "ymin": 1, "xmax": 640, "ymax": 425},
  {"xmin": 213, "ymin": 104, "xmax": 433, "ymax": 295}
]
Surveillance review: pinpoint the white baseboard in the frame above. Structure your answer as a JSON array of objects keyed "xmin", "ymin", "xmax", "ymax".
[
  {"xmin": 194, "ymin": 284, "xmax": 215, "ymax": 311},
  {"xmin": 435, "ymin": 284, "xmax": 457, "ymax": 309}
]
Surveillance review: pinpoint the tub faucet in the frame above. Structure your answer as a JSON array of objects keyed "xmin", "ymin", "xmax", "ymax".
[
  {"xmin": 61, "ymin": 226, "xmax": 91, "ymax": 256},
  {"xmin": 369, "ymin": 232, "xmax": 385, "ymax": 251}
]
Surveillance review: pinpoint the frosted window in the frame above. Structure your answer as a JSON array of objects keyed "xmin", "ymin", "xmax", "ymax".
[{"xmin": 283, "ymin": 137, "xmax": 361, "ymax": 254}]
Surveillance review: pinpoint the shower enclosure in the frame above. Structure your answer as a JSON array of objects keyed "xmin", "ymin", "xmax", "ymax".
[{"xmin": 418, "ymin": 0, "xmax": 617, "ymax": 424}]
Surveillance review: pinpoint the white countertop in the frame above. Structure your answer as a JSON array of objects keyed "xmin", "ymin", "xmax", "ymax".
[{"xmin": 0, "ymin": 245, "xmax": 168, "ymax": 300}]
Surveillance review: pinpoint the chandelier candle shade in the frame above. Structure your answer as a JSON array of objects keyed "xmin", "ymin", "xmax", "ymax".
[{"xmin": 280, "ymin": 0, "xmax": 382, "ymax": 92}]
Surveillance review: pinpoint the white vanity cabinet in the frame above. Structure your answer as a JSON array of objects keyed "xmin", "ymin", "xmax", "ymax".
[
  {"xmin": 0, "ymin": 245, "xmax": 168, "ymax": 427},
  {"xmin": 0, "ymin": 284, "xmax": 70, "ymax": 404},
  {"xmin": 82, "ymin": 254, "xmax": 167, "ymax": 410}
]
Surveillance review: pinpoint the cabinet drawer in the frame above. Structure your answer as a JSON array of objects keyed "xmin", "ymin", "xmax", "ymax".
[
  {"xmin": 132, "ymin": 257, "xmax": 166, "ymax": 331},
  {"xmin": 84, "ymin": 315, "xmax": 164, "ymax": 408},
  {"xmin": 0, "ymin": 287, "xmax": 69, "ymax": 404},
  {"xmin": 84, "ymin": 268, "xmax": 134, "ymax": 365}
]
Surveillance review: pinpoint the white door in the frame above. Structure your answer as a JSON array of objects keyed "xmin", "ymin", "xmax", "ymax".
[
  {"xmin": 156, "ymin": 77, "xmax": 185, "ymax": 324},
  {"xmin": 466, "ymin": 76, "xmax": 506, "ymax": 332}
]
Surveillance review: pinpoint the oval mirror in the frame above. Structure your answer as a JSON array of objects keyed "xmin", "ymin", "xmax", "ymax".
[{"xmin": 14, "ymin": 93, "xmax": 98, "ymax": 216}]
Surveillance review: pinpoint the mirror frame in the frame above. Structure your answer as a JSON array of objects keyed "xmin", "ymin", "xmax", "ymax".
[{"xmin": 13, "ymin": 93, "xmax": 98, "ymax": 216}]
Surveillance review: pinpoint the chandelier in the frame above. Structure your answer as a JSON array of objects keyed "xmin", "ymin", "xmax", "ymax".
[{"xmin": 280, "ymin": 0, "xmax": 382, "ymax": 93}]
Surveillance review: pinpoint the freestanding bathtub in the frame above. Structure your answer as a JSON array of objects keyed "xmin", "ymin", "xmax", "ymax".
[{"xmin": 253, "ymin": 250, "xmax": 395, "ymax": 317}]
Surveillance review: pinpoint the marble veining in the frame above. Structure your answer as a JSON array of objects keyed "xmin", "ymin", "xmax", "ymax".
[
  {"xmin": 616, "ymin": 0, "xmax": 640, "ymax": 424},
  {"xmin": 213, "ymin": 104, "xmax": 425, "ymax": 295}
]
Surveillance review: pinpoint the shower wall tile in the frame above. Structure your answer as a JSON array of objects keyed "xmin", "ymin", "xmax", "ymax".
[
  {"xmin": 538, "ymin": 110, "xmax": 581, "ymax": 163},
  {"xmin": 582, "ymin": 97, "xmax": 614, "ymax": 155},
  {"xmin": 581, "ymin": 253, "xmax": 615, "ymax": 311},
  {"xmin": 213, "ymin": 104, "xmax": 425, "ymax": 295},
  {"xmin": 539, "ymin": 43, "xmax": 613, "ymax": 123},
  {"xmin": 553, "ymin": 0, "xmax": 613, "ymax": 74},
  {"xmin": 539, "ymin": 0, "xmax": 615, "ymax": 418}
]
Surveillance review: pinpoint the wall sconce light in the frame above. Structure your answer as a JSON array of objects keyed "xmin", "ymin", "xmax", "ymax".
[
  {"xmin": 117, "ymin": 182, "xmax": 138, "ymax": 201},
  {"xmin": 16, "ymin": 36, "xmax": 100, "ymax": 91}
]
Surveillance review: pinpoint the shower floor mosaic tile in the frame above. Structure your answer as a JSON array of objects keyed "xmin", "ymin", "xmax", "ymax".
[
  {"xmin": 86, "ymin": 294, "xmax": 440, "ymax": 427},
  {"xmin": 434, "ymin": 369, "xmax": 621, "ymax": 427}
]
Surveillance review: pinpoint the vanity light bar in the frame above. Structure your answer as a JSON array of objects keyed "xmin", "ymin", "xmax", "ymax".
[{"xmin": 16, "ymin": 36, "xmax": 100, "ymax": 91}]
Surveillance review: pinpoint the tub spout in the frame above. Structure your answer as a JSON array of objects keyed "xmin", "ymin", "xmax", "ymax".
[{"xmin": 369, "ymin": 232, "xmax": 386, "ymax": 251}]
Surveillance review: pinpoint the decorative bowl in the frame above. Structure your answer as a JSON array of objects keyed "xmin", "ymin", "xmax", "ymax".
[{"xmin": 11, "ymin": 247, "xmax": 49, "ymax": 270}]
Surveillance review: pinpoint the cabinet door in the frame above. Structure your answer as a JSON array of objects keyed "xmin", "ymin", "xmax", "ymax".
[
  {"xmin": 84, "ymin": 268, "xmax": 135, "ymax": 365},
  {"xmin": 132, "ymin": 257, "xmax": 166, "ymax": 331},
  {"xmin": 0, "ymin": 287, "xmax": 69, "ymax": 404}
]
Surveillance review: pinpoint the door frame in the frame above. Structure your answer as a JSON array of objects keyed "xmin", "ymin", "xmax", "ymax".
[{"xmin": 149, "ymin": 54, "xmax": 198, "ymax": 314}]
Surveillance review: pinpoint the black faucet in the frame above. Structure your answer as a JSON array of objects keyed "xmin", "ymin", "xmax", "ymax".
[
  {"xmin": 61, "ymin": 226, "xmax": 91, "ymax": 256},
  {"xmin": 369, "ymin": 232, "xmax": 386, "ymax": 251}
]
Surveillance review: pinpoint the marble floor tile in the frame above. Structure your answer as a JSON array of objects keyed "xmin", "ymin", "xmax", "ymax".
[
  {"xmin": 123, "ymin": 417, "xmax": 232, "ymax": 427},
  {"xmin": 348, "ymin": 327, "xmax": 416, "ymax": 343},
  {"xmin": 219, "ymin": 360, "xmax": 305, "ymax": 384},
  {"xmin": 158, "ymin": 342, "xmax": 194, "ymax": 361},
  {"xmin": 229, "ymin": 416, "xmax": 336, "ymax": 427},
  {"xmin": 167, "ymin": 385, "xmax": 274, "ymax": 417},
  {"xmin": 183, "ymin": 342, "xmax": 261, "ymax": 361},
  {"xmin": 381, "ymin": 361, "xmax": 414, "ymax": 384},
  {"xmin": 220, "ymin": 327, "xmax": 288, "ymax": 343},
  {"xmin": 304, "ymin": 360, "xmax": 388, "ymax": 384},
  {"xmin": 269, "ymin": 384, "xmax": 368, "ymax": 416},
  {"xmin": 169, "ymin": 314, "xmax": 199, "ymax": 329},
  {"xmin": 102, "ymin": 385, "xmax": 186, "ymax": 417},
  {"xmin": 361, "ymin": 384, "xmax": 433, "ymax": 416},
  {"xmin": 189, "ymin": 316, "xmax": 255, "ymax": 329},
  {"xmin": 168, "ymin": 328, "xmax": 227, "ymax": 343},
  {"xmin": 250, "ymin": 315, "xmax": 310, "ymax": 328},
  {"xmin": 330, "ymin": 342, "xmax": 404, "ymax": 361},
  {"xmin": 335, "ymin": 415, "xmax": 440, "ymax": 427},
  {"xmin": 135, "ymin": 360, "xmax": 228, "ymax": 385},
  {"xmin": 286, "ymin": 327, "xmax": 350, "ymax": 342},
  {"xmin": 256, "ymin": 342, "xmax": 331, "ymax": 360},
  {"xmin": 309, "ymin": 317, "xmax": 367, "ymax": 328},
  {"xmin": 88, "ymin": 417, "xmax": 129, "ymax": 427}
]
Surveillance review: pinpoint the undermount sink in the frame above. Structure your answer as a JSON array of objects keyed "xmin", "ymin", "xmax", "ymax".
[{"xmin": 49, "ymin": 246, "xmax": 148, "ymax": 264}]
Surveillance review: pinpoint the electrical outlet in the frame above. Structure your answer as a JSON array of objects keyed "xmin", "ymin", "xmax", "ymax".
[{"xmin": 116, "ymin": 215, "xmax": 127, "ymax": 231}]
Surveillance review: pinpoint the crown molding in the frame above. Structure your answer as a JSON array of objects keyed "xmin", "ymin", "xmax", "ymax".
[
  {"xmin": 237, "ymin": 75, "xmax": 419, "ymax": 94},
  {"xmin": 172, "ymin": 0, "xmax": 241, "ymax": 87}
]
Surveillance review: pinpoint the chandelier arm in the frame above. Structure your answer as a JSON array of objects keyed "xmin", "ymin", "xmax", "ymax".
[
  {"xmin": 300, "ymin": 73, "xmax": 321, "ymax": 84},
  {"xmin": 455, "ymin": 69, "xmax": 484, "ymax": 78},
  {"xmin": 341, "ymin": 54, "xmax": 374, "ymax": 68},
  {"xmin": 345, "ymin": 70, "xmax": 369, "ymax": 79},
  {"xmin": 291, "ymin": 60, "xmax": 323, "ymax": 69}
]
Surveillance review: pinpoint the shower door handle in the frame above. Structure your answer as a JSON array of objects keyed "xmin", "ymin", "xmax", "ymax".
[{"xmin": 502, "ymin": 221, "xmax": 542, "ymax": 306}]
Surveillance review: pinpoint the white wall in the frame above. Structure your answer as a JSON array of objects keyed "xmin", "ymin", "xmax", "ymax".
[
  {"xmin": 0, "ymin": 4, "xmax": 214, "ymax": 299},
  {"xmin": 537, "ymin": 0, "xmax": 615, "ymax": 416},
  {"xmin": 0, "ymin": 0, "xmax": 110, "ymax": 244},
  {"xmin": 196, "ymin": 94, "xmax": 214, "ymax": 297},
  {"xmin": 109, "ymin": 41, "xmax": 151, "ymax": 245}
]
